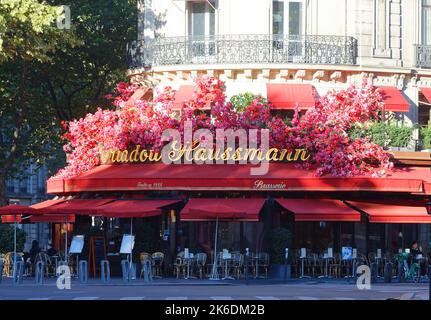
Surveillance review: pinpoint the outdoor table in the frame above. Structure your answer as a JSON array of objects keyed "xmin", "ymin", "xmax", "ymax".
[
  {"xmin": 299, "ymin": 256, "xmax": 310, "ymax": 278},
  {"xmin": 183, "ymin": 256, "xmax": 196, "ymax": 280},
  {"xmin": 253, "ymin": 256, "xmax": 260, "ymax": 279},
  {"xmin": 221, "ymin": 257, "xmax": 234, "ymax": 280},
  {"xmin": 318, "ymin": 255, "xmax": 330, "ymax": 278}
]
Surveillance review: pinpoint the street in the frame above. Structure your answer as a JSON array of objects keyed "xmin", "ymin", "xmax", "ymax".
[{"xmin": 0, "ymin": 278, "xmax": 428, "ymax": 300}]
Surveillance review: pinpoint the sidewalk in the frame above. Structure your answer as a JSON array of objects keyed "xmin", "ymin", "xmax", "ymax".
[{"xmin": 1, "ymin": 275, "xmax": 428, "ymax": 287}]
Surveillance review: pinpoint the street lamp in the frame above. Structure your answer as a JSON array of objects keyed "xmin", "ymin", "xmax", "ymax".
[{"xmin": 426, "ymin": 200, "xmax": 431, "ymax": 301}]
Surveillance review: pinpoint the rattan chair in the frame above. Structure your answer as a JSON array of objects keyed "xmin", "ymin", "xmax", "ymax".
[
  {"xmin": 139, "ymin": 252, "xmax": 152, "ymax": 278},
  {"xmin": 173, "ymin": 251, "xmax": 186, "ymax": 278},
  {"xmin": 151, "ymin": 252, "xmax": 164, "ymax": 278}
]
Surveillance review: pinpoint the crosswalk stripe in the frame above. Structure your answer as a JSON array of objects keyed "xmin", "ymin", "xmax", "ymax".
[
  {"xmin": 334, "ymin": 297, "xmax": 356, "ymax": 300},
  {"xmin": 27, "ymin": 298, "xmax": 50, "ymax": 300},
  {"xmin": 296, "ymin": 296, "xmax": 319, "ymax": 300},
  {"xmin": 120, "ymin": 297, "xmax": 146, "ymax": 300},
  {"xmin": 165, "ymin": 297, "xmax": 188, "ymax": 300},
  {"xmin": 209, "ymin": 296, "xmax": 234, "ymax": 300},
  {"xmin": 73, "ymin": 297, "xmax": 99, "ymax": 300},
  {"xmin": 255, "ymin": 296, "xmax": 280, "ymax": 300}
]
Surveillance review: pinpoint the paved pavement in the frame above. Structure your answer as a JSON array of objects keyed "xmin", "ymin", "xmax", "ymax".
[{"xmin": 0, "ymin": 277, "xmax": 429, "ymax": 300}]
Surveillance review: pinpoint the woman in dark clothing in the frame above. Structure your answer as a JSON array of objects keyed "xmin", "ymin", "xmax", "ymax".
[{"xmin": 28, "ymin": 240, "xmax": 41, "ymax": 264}]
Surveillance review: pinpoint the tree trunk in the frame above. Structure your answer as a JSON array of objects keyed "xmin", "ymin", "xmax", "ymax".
[{"xmin": 0, "ymin": 173, "xmax": 7, "ymax": 206}]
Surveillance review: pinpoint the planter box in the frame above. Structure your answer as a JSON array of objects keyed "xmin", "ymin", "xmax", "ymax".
[{"xmin": 269, "ymin": 264, "xmax": 291, "ymax": 279}]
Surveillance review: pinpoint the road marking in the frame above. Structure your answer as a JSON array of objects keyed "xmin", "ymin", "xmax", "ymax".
[
  {"xmin": 210, "ymin": 296, "xmax": 234, "ymax": 300},
  {"xmin": 27, "ymin": 298, "xmax": 51, "ymax": 300},
  {"xmin": 255, "ymin": 296, "xmax": 280, "ymax": 300},
  {"xmin": 165, "ymin": 297, "xmax": 188, "ymax": 300},
  {"xmin": 120, "ymin": 297, "xmax": 146, "ymax": 300},
  {"xmin": 73, "ymin": 297, "xmax": 99, "ymax": 300},
  {"xmin": 296, "ymin": 296, "xmax": 319, "ymax": 300},
  {"xmin": 334, "ymin": 297, "xmax": 356, "ymax": 300}
]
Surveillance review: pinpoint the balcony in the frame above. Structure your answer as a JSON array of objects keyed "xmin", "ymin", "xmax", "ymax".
[
  {"xmin": 416, "ymin": 45, "xmax": 431, "ymax": 68},
  {"xmin": 127, "ymin": 34, "xmax": 358, "ymax": 69}
]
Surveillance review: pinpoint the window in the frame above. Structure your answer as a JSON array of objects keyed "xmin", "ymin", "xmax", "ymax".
[
  {"xmin": 423, "ymin": 0, "xmax": 431, "ymax": 45},
  {"xmin": 272, "ymin": 1, "xmax": 303, "ymax": 36},
  {"xmin": 188, "ymin": 1, "xmax": 216, "ymax": 60},
  {"xmin": 188, "ymin": 1, "xmax": 215, "ymax": 37}
]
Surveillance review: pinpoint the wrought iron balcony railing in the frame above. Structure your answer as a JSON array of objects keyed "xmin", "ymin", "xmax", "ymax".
[
  {"xmin": 416, "ymin": 45, "xmax": 431, "ymax": 68},
  {"xmin": 127, "ymin": 34, "xmax": 358, "ymax": 69}
]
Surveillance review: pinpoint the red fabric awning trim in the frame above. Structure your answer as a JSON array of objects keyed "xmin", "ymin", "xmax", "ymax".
[
  {"xmin": 30, "ymin": 214, "xmax": 75, "ymax": 223},
  {"xmin": 29, "ymin": 198, "xmax": 68, "ymax": 210},
  {"xmin": 47, "ymin": 163, "xmax": 430, "ymax": 194},
  {"xmin": 172, "ymin": 85, "xmax": 211, "ymax": 111},
  {"xmin": 420, "ymin": 87, "xmax": 431, "ymax": 104},
  {"xmin": 180, "ymin": 198, "xmax": 265, "ymax": 221},
  {"xmin": 93, "ymin": 199, "xmax": 182, "ymax": 218},
  {"xmin": 1, "ymin": 215, "xmax": 23, "ymax": 223},
  {"xmin": 41, "ymin": 198, "xmax": 116, "ymax": 215},
  {"xmin": 266, "ymin": 83, "xmax": 316, "ymax": 110},
  {"xmin": 346, "ymin": 201, "xmax": 431, "ymax": 223},
  {"xmin": 380, "ymin": 87, "xmax": 410, "ymax": 112},
  {"xmin": 276, "ymin": 198, "xmax": 361, "ymax": 222},
  {"xmin": 0, "ymin": 204, "xmax": 38, "ymax": 215}
]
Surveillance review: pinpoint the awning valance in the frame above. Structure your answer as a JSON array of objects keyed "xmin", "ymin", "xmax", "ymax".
[
  {"xmin": 30, "ymin": 214, "xmax": 75, "ymax": 223},
  {"xmin": 266, "ymin": 83, "xmax": 316, "ymax": 110},
  {"xmin": 346, "ymin": 201, "xmax": 431, "ymax": 223},
  {"xmin": 419, "ymin": 87, "xmax": 431, "ymax": 104},
  {"xmin": 41, "ymin": 199, "xmax": 116, "ymax": 215},
  {"xmin": 93, "ymin": 199, "xmax": 182, "ymax": 218},
  {"xmin": 380, "ymin": 87, "xmax": 410, "ymax": 112},
  {"xmin": 47, "ymin": 163, "xmax": 430, "ymax": 194},
  {"xmin": 275, "ymin": 198, "xmax": 361, "ymax": 222},
  {"xmin": 180, "ymin": 198, "xmax": 265, "ymax": 221}
]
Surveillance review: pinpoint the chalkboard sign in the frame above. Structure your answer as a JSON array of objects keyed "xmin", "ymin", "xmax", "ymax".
[{"xmin": 89, "ymin": 236, "xmax": 106, "ymax": 277}]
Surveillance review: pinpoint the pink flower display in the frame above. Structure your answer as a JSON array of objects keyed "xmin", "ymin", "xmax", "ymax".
[{"xmin": 50, "ymin": 76, "xmax": 393, "ymax": 180}]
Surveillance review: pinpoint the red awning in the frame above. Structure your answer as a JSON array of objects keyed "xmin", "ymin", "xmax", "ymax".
[
  {"xmin": 1, "ymin": 215, "xmax": 24, "ymax": 223},
  {"xmin": 0, "ymin": 204, "xmax": 38, "ymax": 215},
  {"xmin": 266, "ymin": 83, "xmax": 315, "ymax": 110},
  {"xmin": 180, "ymin": 198, "xmax": 265, "ymax": 221},
  {"xmin": 420, "ymin": 87, "xmax": 431, "ymax": 103},
  {"xmin": 48, "ymin": 163, "xmax": 431, "ymax": 194},
  {"xmin": 30, "ymin": 214, "xmax": 75, "ymax": 223},
  {"xmin": 275, "ymin": 198, "xmax": 361, "ymax": 222},
  {"xmin": 93, "ymin": 199, "xmax": 182, "ymax": 218},
  {"xmin": 30, "ymin": 198, "xmax": 68, "ymax": 210},
  {"xmin": 346, "ymin": 201, "xmax": 431, "ymax": 223},
  {"xmin": 380, "ymin": 87, "xmax": 410, "ymax": 112},
  {"xmin": 42, "ymin": 199, "xmax": 116, "ymax": 215}
]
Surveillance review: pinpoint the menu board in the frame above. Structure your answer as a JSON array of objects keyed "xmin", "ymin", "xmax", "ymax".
[
  {"xmin": 69, "ymin": 235, "xmax": 84, "ymax": 254},
  {"xmin": 341, "ymin": 247, "xmax": 353, "ymax": 260},
  {"xmin": 120, "ymin": 235, "xmax": 135, "ymax": 254},
  {"xmin": 89, "ymin": 236, "xmax": 106, "ymax": 277}
]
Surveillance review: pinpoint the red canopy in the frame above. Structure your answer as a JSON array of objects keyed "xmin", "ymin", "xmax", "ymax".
[
  {"xmin": 266, "ymin": 83, "xmax": 315, "ymax": 109},
  {"xmin": 275, "ymin": 198, "xmax": 361, "ymax": 222},
  {"xmin": 346, "ymin": 201, "xmax": 431, "ymax": 223},
  {"xmin": 93, "ymin": 199, "xmax": 182, "ymax": 218},
  {"xmin": 420, "ymin": 87, "xmax": 431, "ymax": 103},
  {"xmin": 0, "ymin": 204, "xmax": 38, "ymax": 215},
  {"xmin": 1, "ymin": 215, "xmax": 24, "ymax": 223},
  {"xmin": 380, "ymin": 87, "xmax": 410, "ymax": 112},
  {"xmin": 41, "ymin": 198, "xmax": 116, "ymax": 215},
  {"xmin": 48, "ymin": 163, "xmax": 431, "ymax": 194},
  {"xmin": 180, "ymin": 198, "xmax": 265, "ymax": 221},
  {"xmin": 30, "ymin": 198, "xmax": 67, "ymax": 210},
  {"xmin": 30, "ymin": 214, "xmax": 75, "ymax": 223}
]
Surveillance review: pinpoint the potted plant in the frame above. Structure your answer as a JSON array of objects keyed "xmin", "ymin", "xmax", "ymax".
[
  {"xmin": 268, "ymin": 228, "xmax": 293, "ymax": 279},
  {"xmin": 420, "ymin": 126, "xmax": 431, "ymax": 151}
]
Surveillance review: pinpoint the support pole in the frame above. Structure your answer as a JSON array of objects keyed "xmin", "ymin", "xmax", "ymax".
[{"xmin": 209, "ymin": 217, "xmax": 219, "ymax": 280}]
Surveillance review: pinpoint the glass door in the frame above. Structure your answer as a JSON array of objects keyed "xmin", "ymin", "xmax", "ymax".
[
  {"xmin": 272, "ymin": 1, "xmax": 304, "ymax": 62},
  {"xmin": 188, "ymin": 1, "xmax": 216, "ymax": 62}
]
